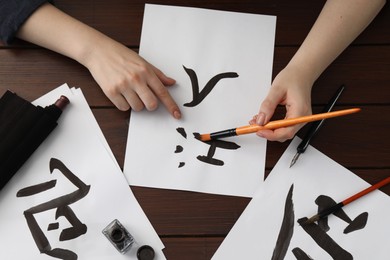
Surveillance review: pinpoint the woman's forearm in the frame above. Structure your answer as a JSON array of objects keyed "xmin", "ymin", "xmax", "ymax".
[
  {"xmin": 288, "ymin": 0, "xmax": 386, "ymax": 85},
  {"xmin": 16, "ymin": 3, "xmax": 109, "ymax": 68},
  {"xmin": 15, "ymin": 3, "xmax": 181, "ymax": 117}
]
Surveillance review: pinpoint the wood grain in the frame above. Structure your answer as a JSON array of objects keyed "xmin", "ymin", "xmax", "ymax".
[{"xmin": 0, "ymin": 1, "xmax": 389, "ymax": 259}]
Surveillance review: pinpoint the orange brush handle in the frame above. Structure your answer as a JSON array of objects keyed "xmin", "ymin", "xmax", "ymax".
[
  {"xmin": 342, "ymin": 176, "xmax": 390, "ymax": 206},
  {"xmin": 236, "ymin": 108, "xmax": 361, "ymax": 135}
]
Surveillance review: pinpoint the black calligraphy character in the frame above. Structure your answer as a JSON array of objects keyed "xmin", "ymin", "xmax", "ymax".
[
  {"xmin": 271, "ymin": 189, "xmax": 369, "ymax": 260},
  {"xmin": 17, "ymin": 158, "xmax": 91, "ymax": 260},
  {"xmin": 313, "ymin": 195, "xmax": 368, "ymax": 234},
  {"xmin": 182, "ymin": 65, "xmax": 239, "ymax": 107},
  {"xmin": 174, "ymin": 128, "xmax": 241, "ymax": 167},
  {"xmin": 193, "ymin": 133, "xmax": 240, "ymax": 166},
  {"xmin": 293, "ymin": 195, "xmax": 368, "ymax": 260}
]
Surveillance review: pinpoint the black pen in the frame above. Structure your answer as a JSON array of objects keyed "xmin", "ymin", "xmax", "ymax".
[{"xmin": 289, "ymin": 85, "xmax": 345, "ymax": 168}]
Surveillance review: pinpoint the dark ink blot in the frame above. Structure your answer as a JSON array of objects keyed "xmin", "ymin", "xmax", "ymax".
[
  {"xmin": 343, "ymin": 212, "xmax": 368, "ymax": 234},
  {"xmin": 193, "ymin": 132, "xmax": 201, "ymax": 140},
  {"xmin": 183, "ymin": 65, "xmax": 239, "ymax": 107},
  {"xmin": 176, "ymin": 127, "xmax": 187, "ymax": 139},
  {"xmin": 292, "ymin": 247, "xmax": 314, "ymax": 260},
  {"xmin": 18, "ymin": 158, "xmax": 90, "ymax": 260},
  {"xmin": 297, "ymin": 217, "xmax": 353, "ymax": 260},
  {"xmin": 178, "ymin": 162, "xmax": 185, "ymax": 168},
  {"xmin": 196, "ymin": 139, "xmax": 240, "ymax": 166},
  {"xmin": 47, "ymin": 222, "xmax": 59, "ymax": 231},
  {"xmin": 174, "ymin": 145, "xmax": 184, "ymax": 153},
  {"xmin": 271, "ymin": 184, "xmax": 295, "ymax": 260}
]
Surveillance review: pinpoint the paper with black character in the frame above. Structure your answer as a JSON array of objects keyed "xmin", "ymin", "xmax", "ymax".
[
  {"xmin": 0, "ymin": 84, "xmax": 165, "ymax": 259},
  {"xmin": 124, "ymin": 4, "xmax": 276, "ymax": 197},
  {"xmin": 212, "ymin": 137, "xmax": 390, "ymax": 259}
]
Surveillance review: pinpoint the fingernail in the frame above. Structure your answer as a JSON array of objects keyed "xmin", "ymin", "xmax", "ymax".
[
  {"xmin": 173, "ymin": 110, "xmax": 181, "ymax": 119},
  {"xmin": 256, "ymin": 112, "xmax": 266, "ymax": 125}
]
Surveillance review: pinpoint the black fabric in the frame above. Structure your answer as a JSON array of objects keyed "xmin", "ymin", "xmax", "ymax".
[
  {"xmin": 0, "ymin": 0, "xmax": 51, "ymax": 43},
  {"xmin": 0, "ymin": 91, "xmax": 64, "ymax": 190}
]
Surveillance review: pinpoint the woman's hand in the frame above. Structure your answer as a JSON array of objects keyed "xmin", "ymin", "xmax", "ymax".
[
  {"xmin": 84, "ymin": 38, "xmax": 181, "ymax": 118},
  {"xmin": 250, "ymin": 65, "xmax": 312, "ymax": 142}
]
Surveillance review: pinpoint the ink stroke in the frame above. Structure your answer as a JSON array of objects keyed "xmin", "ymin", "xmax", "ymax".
[
  {"xmin": 212, "ymin": 137, "xmax": 390, "ymax": 259},
  {"xmin": 124, "ymin": 4, "xmax": 276, "ymax": 197}
]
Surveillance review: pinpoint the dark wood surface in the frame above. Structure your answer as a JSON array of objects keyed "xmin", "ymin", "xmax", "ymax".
[{"xmin": 1, "ymin": 1, "xmax": 389, "ymax": 259}]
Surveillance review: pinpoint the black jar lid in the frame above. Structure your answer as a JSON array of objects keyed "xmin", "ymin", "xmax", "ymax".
[{"xmin": 137, "ymin": 245, "xmax": 155, "ymax": 260}]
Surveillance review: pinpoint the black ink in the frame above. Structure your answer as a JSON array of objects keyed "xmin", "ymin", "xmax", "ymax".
[
  {"xmin": 176, "ymin": 127, "xmax": 187, "ymax": 139},
  {"xmin": 315, "ymin": 195, "xmax": 368, "ymax": 234},
  {"xmin": 175, "ymin": 128, "xmax": 186, "ymax": 168},
  {"xmin": 174, "ymin": 145, "xmax": 183, "ymax": 153},
  {"xmin": 176, "ymin": 130, "xmax": 240, "ymax": 167},
  {"xmin": 182, "ymin": 65, "xmax": 239, "ymax": 107},
  {"xmin": 343, "ymin": 212, "xmax": 368, "ymax": 234},
  {"xmin": 292, "ymin": 248, "xmax": 314, "ymax": 260},
  {"xmin": 295, "ymin": 194, "xmax": 370, "ymax": 259},
  {"xmin": 196, "ymin": 138, "xmax": 240, "ymax": 166},
  {"xmin": 315, "ymin": 195, "xmax": 351, "ymax": 231},
  {"xmin": 18, "ymin": 158, "xmax": 90, "ymax": 260},
  {"xmin": 193, "ymin": 132, "xmax": 201, "ymax": 140},
  {"xmin": 17, "ymin": 180, "xmax": 57, "ymax": 197},
  {"xmin": 48, "ymin": 222, "xmax": 59, "ymax": 231},
  {"xmin": 271, "ymin": 184, "xmax": 295, "ymax": 260},
  {"xmin": 297, "ymin": 217, "xmax": 353, "ymax": 260},
  {"xmin": 102, "ymin": 219, "xmax": 135, "ymax": 254},
  {"xmin": 45, "ymin": 248, "xmax": 77, "ymax": 260},
  {"xmin": 56, "ymin": 205, "xmax": 87, "ymax": 241}
]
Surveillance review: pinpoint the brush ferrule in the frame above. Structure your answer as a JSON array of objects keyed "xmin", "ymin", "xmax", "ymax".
[
  {"xmin": 318, "ymin": 202, "xmax": 344, "ymax": 219},
  {"xmin": 209, "ymin": 128, "xmax": 237, "ymax": 140}
]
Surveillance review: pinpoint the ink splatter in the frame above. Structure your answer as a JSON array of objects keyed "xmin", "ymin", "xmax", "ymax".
[
  {"xmin": 175, "ymin": 128, "xmax": 186, "ymax": 167},
  {"xmin": 178, "ymin": 162, "xmax": 185, "ymax": 168},
  {"xmin": 174, "ymin": 145, "xmax": 184, "ymax": 153},
  {"xmin": 176, "ymin": 127, "xmax": 187, "ymax": 139},
  {"xmin": 271, "ymin": 184, "xmax": 295, "ymax": 260},
  {"xmin": 183, "ymin": 65, "xmax": 239, "ymax": 107}
]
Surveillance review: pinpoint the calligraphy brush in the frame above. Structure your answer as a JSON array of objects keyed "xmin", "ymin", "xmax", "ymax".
[
  {"xmin": 198, "ymin": 108, "xmax": 360, "ymax": 141},
  {"xmin": 305, "ymin": 176, "xmax": 390, "ymax": 225},
  {"xmin": 289, "ymin": 85, "xmax": 345, "ymax": 168}
]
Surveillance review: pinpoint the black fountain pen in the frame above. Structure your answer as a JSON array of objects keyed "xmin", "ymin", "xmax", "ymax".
[{"xmin": 289, "ymin": 85, "xmax": 345, "ymax": 168}]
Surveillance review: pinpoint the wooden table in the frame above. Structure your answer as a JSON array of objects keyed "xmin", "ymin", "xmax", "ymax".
[{"xmin": 1, "ymin": 1, "xmax": 389, "ymax": 259}]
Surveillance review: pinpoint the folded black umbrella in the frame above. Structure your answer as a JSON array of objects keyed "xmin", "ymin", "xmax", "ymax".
[{"xmin": 0, "ymin": 90, "xmax": 69, "ymax": 190}]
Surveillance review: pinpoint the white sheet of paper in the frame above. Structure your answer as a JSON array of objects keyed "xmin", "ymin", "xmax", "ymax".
[
  {"xmin": 124, "ymin": 4, "xmax": 276, "ymax": 197},
  {"xmin": 212, "ymin": 137, "xmax": 390, "ymax": 259},
  {"xmin": 0, "ymin": 84, "xmax": 165, "ymax": 259}
]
